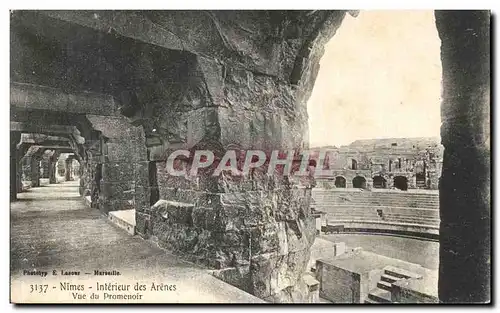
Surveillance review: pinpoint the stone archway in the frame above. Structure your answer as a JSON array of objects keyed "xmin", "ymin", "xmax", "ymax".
[
  {"xmin": 416, "ymin": 172, "xmax": 426, "ymax": 188},
  {"xmin": 352, "ymin": 176, "xmax": 366, "ymax": 189},
  {"xmin": 334, "ymin": 176, "xmax": 346, "ymax": 188},
  {"xmin": 393, "ymin": 176, "xmax": 408, "ymax": 191},
  {"xmin": 372, "ymin": 175, "xmax": 387, "ymax": 189}
]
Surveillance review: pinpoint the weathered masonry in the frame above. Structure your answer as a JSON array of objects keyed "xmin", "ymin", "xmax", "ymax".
[
  {"xmin": 315, "ymin": 137, "xmax": 444, "ymax": 190},
  {"xmin": 10, "ymin": 10, "xmax": 490, "ymax": 303}
]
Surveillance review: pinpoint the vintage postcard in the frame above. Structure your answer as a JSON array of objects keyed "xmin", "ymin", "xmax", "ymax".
[{"xmin": 9, "ymin": 9, "xmax": 491, "ymax": 304}]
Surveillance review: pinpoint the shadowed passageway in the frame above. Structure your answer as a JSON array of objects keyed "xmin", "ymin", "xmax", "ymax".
[{"xmin": 10, "ymin": 181, "xmax": 263, "ymax": 303}]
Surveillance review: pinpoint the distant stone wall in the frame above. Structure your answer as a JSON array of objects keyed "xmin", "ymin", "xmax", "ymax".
[{"xmin": 318, "ymin": 138, "xmax": 443, "ymax": 190}]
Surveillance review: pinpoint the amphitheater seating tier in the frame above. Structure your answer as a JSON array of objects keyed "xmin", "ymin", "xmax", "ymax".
[{"xmin": 312, "ymin": 189, "xmax": 440, "ymax": 238}]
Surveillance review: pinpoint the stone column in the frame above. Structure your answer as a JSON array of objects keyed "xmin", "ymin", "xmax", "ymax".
[
  {"xmin": 85, "ymin": 116, "xmax": 149, "ymax": 216},
  {"xmin": 56, "ymin": 158, "xmax": 65, "ymax": 177},
  {"xmin": 21, "ymin": 157, "xmax": 31, "ymax": 182},
  {"xmin": 435, "ymin": 10, "xmax": 490, "ymax": 303},
  {"xmin": 48, "ymin": 152, "xmax": 60, "ymax": 184},
  {"xmin": 40, "ymin": 155, "xmax": 50, "ymax": 179},
  {"xmin": 16, "ymin": 166, "xmax": 23, "ymax": 193},
  {"xmin": 65, "ymin": 159, "xmax": 74, "ymax": 181},
  {"xmin": 408, "ymin": 174, "xmax": 417, "ymax": 189},
  {"xmin": 16, "ymin": 153, "xmax": 24, "ymax": 193},
  {"xmin": 30, "ymin": 156, "xmax": 41, "ymax": 187},
  {"xmin": 10, "ymin": 132, "xmax": 21, "ymax": 201}
]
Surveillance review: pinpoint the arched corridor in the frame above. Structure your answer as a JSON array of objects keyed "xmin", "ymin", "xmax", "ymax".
[{"xmin": 10, "ymin": 180, "xmax": 262, "ymax": 302}]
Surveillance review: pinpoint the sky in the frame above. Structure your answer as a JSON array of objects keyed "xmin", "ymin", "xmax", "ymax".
[{"xmin": 307, "ymin": 10, "xmax": 442, "ymax": 147}]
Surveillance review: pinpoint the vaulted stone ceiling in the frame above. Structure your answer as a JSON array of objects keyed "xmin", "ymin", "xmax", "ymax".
[{"xmin": 11, "ymin": 10, "xmax": 351, "ymax": 153}]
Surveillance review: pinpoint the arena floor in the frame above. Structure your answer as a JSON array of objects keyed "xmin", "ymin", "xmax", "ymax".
[{"xmin": 323, "ymin": 234, "xmax": 439, "ymax": 270}]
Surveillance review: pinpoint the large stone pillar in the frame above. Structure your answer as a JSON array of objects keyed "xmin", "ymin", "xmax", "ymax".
[
  {"xmin": 10, "ymin": 132, "xmax": 21, "ymax": 201},
  {"xmin": 84, "ymin": 116, "xmax": 149, "ymax": 215},
  {"xmin": 49, "ymin": 152, "xmax": 60, "ymax": 184},
  {"xmin": 16, "ymin": 167, "xmax": 23, "ymax": 193},
  {"xmin": 65, "ymin": 159, "xmax": 74, "ymax": 181},
  {"xmin": 16, "ymin": 151, "xmax": 24, "ymax": 193},
  {"xmin": 435, "ymin": 11, "xmax": 490, "ymax": 303},
  {"xmin": 40, "ymin": 154, "xmax": 50, "ymax": 179},
  {"xmin": 21, "ymin": 157, "xmax": 31, "ymax": 182},
  {"xmin": 57, "ymin": 158, "xmax": 65, "ymax": 177},
  {"xmin": 30, "ymin": 155, "xmax": 41, "ymax": 187}
]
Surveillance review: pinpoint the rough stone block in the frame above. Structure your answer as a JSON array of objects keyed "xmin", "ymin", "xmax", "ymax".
[
  {"xmin": 135, "ymin": 211, "xmax": 151, "ymax": 238},
  {"xmin": 100, "ymin": 181, "xmax": 135, "ymax": 201},
  {"xmin": 102, "ymin": 162, "xmax": 135, "ymax": 182},
  {"xmin": 99, "ymin": 198, "xmax": 135, "ymax": 214},
  {"xmin": 249, "ymin": 224, "xmax": 280, "ymax": 256},
  {"xmin": 286, "ymin": 219, "xmax": 313, "ymax": 253},
  {"xmin": 134, "ymin": 161, "xmax": 150, "ymax": 187},
  {"xmin": 211, "ymin": 266, "xmax": 252, "ymax": 294},
  {"xmin": 249, "ymin": 252, "xmax": 280, "ymax": 298},
  {"xmin": 303, "ymin": 273, "xmax": 320, "ymax": 303},
  {"xmin": 134, "ymin": 185, "xmax": 151, "ymax": 211},
  {"xmin": 105, "ymin": 141, "xmax": 144, "ymax": 162},
  {"xmin": 315, "ymin": 259, "xmax": 361, "ymax": 303},
  {"xmin": 151, "ymin": 200, "xmax": 195, "ymax": 226}
]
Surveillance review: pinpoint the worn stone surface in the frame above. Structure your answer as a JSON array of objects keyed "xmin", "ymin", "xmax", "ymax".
[
  {"xmin": 435, "ymin": 10, "xmax": 490, "ymax": 303},
  {"xmin": 146, "ymin": 173, "xmax": 317, "ymax": 301},
  {"xmin": 313, "ymin": 137, "xmax": 444, "ymax": 190}
]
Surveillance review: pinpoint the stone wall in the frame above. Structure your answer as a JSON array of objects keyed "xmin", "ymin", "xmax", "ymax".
[
  {"xmin": 435, "ymin": 10, "xmax": 490, "ymax": 303},
  {"xmin": 316, "ymin": 137, "xmax": 443, "ymax": 190},
  {"xmin": 119, "ymin": 11, "xmax": 352, "ymax": 302},
  {"xmin": 79, "ymin": 115, "xmax": 149, "ymax": 215}
]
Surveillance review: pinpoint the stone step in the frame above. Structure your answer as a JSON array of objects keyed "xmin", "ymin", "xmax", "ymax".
[
  {"xmin": 364, "ymin": 297, "xmax": 381, "ymax": 304},
  {"xmin": 314, "ymin": 194, "xmax": 438, "ymax": 199},
  {"xmin": 368, "ymin": 288, "xmax": 392, "ymax": 303},
  {"xmin": 383, "ymin": 217, "xmax": 440, "ymax": 225},
  {"xmin": 313, "ymin": 189, "xmax": 439, "ymax": 198},
  {"xmin": 318, "ymin": 201, "xmax": 439, "ymax": 205},
  {"xmin": 312, "ymin": 193, "xmax": 439, "ymax": 200},
  {"xmin": 314, "ymin": 203, "xmax": 439, "ymax": 210},
  {"xmin": 377, "ymin": 280, "xmax": 393, "ymax": 291},
  {"xmin": 381, "ymin": 273, "xmax": 400, "ymax": 284},
  {"xmin": 108, "ymin": 209, "xmax": 136, "ymax": 235},
  {"xmin": 384, "ymin": 266, "xmax": 422, "ymax": 279},
  {"xmin": 325, "ymin": 220, "xmax": 439, "ymax": 230},
  {"xmin": 314, "ymin": 202, "xmax": 439, "ymax": 209},
  {"xmin": 313, "ymin": 195, "xmax": 438, "ymax": 200},
  {"xmin": 384, "ymin": 213, "xmax": 439, "ymax": 218}
]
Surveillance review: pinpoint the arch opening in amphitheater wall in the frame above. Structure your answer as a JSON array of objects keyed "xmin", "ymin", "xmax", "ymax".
[
  {"xmin": 352, "ymin": 176, "xmax": 367, "ymax": 189},
  {"xmin": 334, "ymin": 176, "xmax": 346, "ymax": 188},
  {"xmin": 393, "ymin": 175, "xmax": 409, "ymax": 191},
  {"xmin": 372, "ymin": 175, "xmax": 387, "ymax": 189}
]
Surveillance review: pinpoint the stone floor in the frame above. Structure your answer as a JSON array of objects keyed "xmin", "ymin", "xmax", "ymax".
[{"xmin": 10, "ymin": 180, "xmax": 263, "ymax": 303}]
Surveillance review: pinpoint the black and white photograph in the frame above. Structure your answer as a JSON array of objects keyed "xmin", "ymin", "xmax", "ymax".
[{"xmin": 7, "ymin": 7, "xmax": 491, "ymax": 304}]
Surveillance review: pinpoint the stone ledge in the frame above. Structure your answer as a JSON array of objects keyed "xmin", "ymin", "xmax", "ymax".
[{"xmin": 108, "ymin": 209, "xmax": 136, "ymax": 235}]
